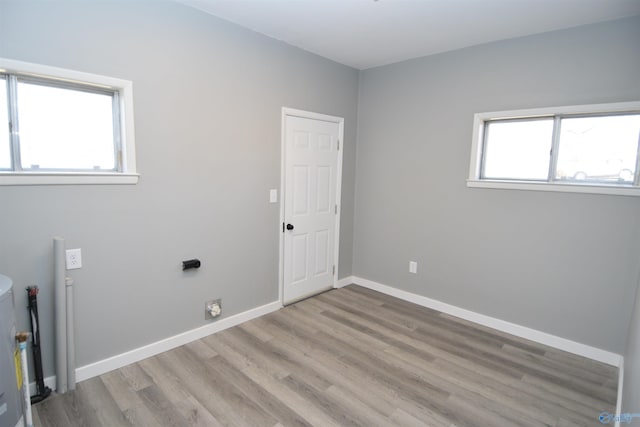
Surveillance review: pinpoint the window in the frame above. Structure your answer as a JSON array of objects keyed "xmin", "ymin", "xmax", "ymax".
[
  {"xmin": 0, "ymin": 76, "xmax": 10, "ymax": 170},
  {"xmin": 468, "ymin": 102, "xmax": 640, "ymax": 196},
  {"xmin": 482, "ymin": 118, "xmax": 554, "ymax": 181},
  {"xmin": 0, "ymin": 58, "xmax": 138, "ymax": 185}
]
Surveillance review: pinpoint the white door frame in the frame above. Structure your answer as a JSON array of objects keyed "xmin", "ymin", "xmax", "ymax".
[{"xmin": 279, "ymin": 107, "xmax": 345, "ymax": 305}]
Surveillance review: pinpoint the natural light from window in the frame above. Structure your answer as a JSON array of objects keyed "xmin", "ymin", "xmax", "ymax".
[
  {"xmin": 555, "ymin": 115, "xmax": 640, "ymax": 184},
  {"xmin": 0, "ymin": 57, "xmax": 138, "ymax": 185},
  {"xmin": 468, "ymin": 102, "xmax": 640, "ymax": 196},
  {"xmin": 17, "ymin": 81, "xmax": 117, "ymax": 171},
  {"xmin": 0, "ymin": 77, "xmax": 9, "ymax": 170},
  {"xmin": 482, "ymin": 119, "xmax": 554, "ymax": 181}
]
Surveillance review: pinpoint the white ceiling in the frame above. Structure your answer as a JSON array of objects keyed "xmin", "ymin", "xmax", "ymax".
[{"xmin": 180, "ymin": 0, "xmax": 640, "ymax": 70}]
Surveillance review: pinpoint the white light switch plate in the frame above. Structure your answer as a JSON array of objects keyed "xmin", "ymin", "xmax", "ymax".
[
  {"xmin": 66, "ymin": 248, "xmax": 82, "ymax": 270},
  {"xmin": 269, "ymin": 189, "xmax": 278, "ymax": 203}
]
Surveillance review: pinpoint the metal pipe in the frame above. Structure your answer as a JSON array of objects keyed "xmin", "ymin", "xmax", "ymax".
[
  {"xmin": 66, "ymin": 277, "xmax": 76, "ymax": 390},
  {"xmin": 53, "ymin": 237, "xmax": 67, "ymax": 393}
]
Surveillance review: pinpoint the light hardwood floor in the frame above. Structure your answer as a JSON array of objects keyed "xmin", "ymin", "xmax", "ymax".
[{"xmin": 34, "ymin": 285, "xmax": 618, "ymax": 427}]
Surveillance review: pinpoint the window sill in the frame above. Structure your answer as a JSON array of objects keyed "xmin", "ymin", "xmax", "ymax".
[
  {"xmin": 466, "ymin": 179, "xmax": 640, "ymax": 197},
  {"xmin": 0, "ymin": 172, "xmax": 140, "ymax": 186}
]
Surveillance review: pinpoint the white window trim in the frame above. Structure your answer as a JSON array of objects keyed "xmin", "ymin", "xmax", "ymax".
[
  {"xmin": 0, "ymin": 58, "xmax": 139, "ymax": 185},
  {"xmin": 467, "ymin": 101, "xmax": 640, "ymax": 197}
]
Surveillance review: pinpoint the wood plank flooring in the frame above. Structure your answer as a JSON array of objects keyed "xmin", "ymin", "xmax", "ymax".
[{"xmin": 34, "ymin": 285, "xmax": 618, "ymax": 427}]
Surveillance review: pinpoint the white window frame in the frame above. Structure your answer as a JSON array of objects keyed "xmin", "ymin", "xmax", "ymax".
[
  {"xmin": 467, "ymin": 101, "xmax": 640, "ymax": 197},
  {"xmin": 0, "ymin": 58, "xmax": 138, "ymax": 185}
]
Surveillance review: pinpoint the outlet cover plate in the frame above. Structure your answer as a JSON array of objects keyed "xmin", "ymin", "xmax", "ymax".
[
  {"xmin": 409, "ymin": 261, "xmax": 417, "ymax": 274},
  {"xmin": 66, "ymin": 248, "xmax": 82, "ymax": 270}
]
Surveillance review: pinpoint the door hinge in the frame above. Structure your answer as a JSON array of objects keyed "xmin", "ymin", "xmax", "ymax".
[
  {"xmin": 333, "ymin": 265, "xmax": 336, "ymax": 276},
  {"xmin": 337, "ymin": 139, "xmax": 340, "ymax": 150},
  {"xmin": 335, "ymin": 204, "xmax": 338, "ymax": 214},
  {"xmin": 282, "ymin": 222, "xmax": 285, "ymax": 232}
]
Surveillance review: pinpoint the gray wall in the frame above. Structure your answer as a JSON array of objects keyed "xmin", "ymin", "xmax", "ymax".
[
  {"xmin": 1, "ymin": 0, "xmax": 638, "ymax": 384},
  {"xmin": 0, "ymin": 0, "xmax": 358, "ymax": 376},
  {"xmin": 354, "ymin": 16, "xmax": 640, "ymax": 353},
  {"xmin": 623, "ymin": 278, "xmax": 640, "ymax": 416}
]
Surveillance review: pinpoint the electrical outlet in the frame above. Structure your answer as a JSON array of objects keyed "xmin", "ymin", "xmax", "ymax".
[
  {"xmin": 205, "ymin": 299, "xmax": 222, "ymax": 320},
  {"xmin": 66, "ymin": 248, "xmax": 82, "ymax": 270},
  {"xmin": 409, "ymin": 261, "xmax": 417, "ymax": 274}
]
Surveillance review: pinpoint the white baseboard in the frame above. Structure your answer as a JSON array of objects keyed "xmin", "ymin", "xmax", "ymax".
[
  {"xmin": 71, "ymin": 300, "xmax": 281, "ymax": 383},
  {"xmin": 349, "ymin": 276, "xmax": 622, "ymax": 367},
  {"xmin": 335, "ymin": 275, "xmax": 355, "ymax": 288}
]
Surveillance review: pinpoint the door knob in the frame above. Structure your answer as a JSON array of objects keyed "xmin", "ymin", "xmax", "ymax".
[{"xmin": 286, "ymin": 223, "xmax": 294, "ymax": 230}]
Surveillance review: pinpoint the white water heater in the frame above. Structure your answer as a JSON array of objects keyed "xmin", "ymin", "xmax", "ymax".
[{"xmin": 0, "ymin": 274, "xmax": 23, "ymax": 427}]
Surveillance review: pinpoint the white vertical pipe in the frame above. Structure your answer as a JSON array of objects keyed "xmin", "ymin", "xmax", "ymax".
[
  {"xmin": 65, "ymin": 277, "xmax": 76, "ymax": 390},
  {"xmin": 53, "ymin": 237, "xmax": 67, "ymax": 393},
  {"xmin": 18, "ymin": 339, "xmax": 33, "ymax": 427}
]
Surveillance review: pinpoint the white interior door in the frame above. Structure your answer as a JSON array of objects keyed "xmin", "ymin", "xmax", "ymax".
[{"xmin": 282, "ymin": 111, "xmax": 342, "ymax": 305}]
